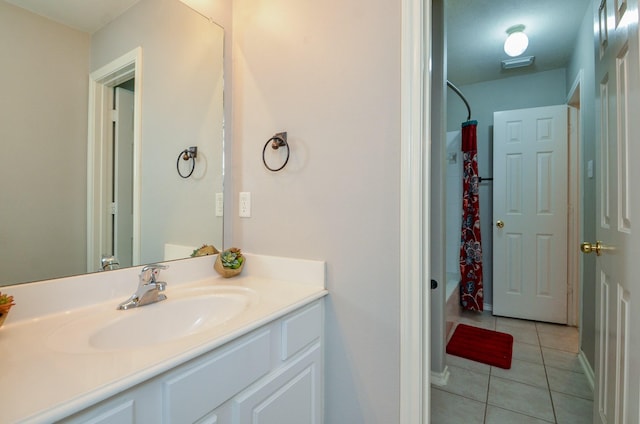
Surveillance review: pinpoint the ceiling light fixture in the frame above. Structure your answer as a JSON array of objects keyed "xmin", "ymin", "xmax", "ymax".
[
  {"xmin": 501, "ymin": 56, "xmax": 535, "ymax": 69},
  {"xmin": 504, "ymin": 25, "xmax": 528, "ymax": 57}
]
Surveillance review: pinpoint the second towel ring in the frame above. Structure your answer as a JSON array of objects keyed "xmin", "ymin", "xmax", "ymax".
[{"xmin": 262, "ymin": 132, "xmax": 290, "ymax": 172}]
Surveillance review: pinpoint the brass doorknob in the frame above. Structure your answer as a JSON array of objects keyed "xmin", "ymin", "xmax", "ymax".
[
  {"xmin": 581, "ymin": 241, "xmax": 602, "ymax": 256},
  {"xmin": 496, "ymin": 220, "xmax": 505, "ymax": 228}
]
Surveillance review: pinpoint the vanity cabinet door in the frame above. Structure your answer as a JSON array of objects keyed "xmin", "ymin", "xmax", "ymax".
[{"xmin": 232, "ymin": 343, "xmax": 322, "ymax": 424}]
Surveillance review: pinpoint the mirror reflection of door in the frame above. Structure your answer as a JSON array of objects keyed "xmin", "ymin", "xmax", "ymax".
[{"xmin": 106, "ymin": 84, "xmax": 134, "ymax": 268}]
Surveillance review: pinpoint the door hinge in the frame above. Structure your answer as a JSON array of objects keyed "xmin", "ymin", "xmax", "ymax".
[{"xmin": 110, "ymin": 202, "xmax": 117, "ymax": 215}]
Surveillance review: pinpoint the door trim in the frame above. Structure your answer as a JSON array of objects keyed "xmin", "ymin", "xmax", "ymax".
[
  {"xmin": 87, "ymin": 47, "xmax": 142, "ymax": 272},
  {"xmin": 567, "ymin": 71, "xmax": 583, "ymax": 328},
  {"xmin": 400, "ymin": 0, "xmax": 430, "ymax": 421}
]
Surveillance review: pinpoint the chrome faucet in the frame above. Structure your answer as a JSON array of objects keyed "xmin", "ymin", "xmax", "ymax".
[
  {"xmin": 100, "ymin": 255, "xmax": 120, "ymax": 271},
  {"xmin": 117, "ymin": 264, "xmax": 168, "ymax": 310}
]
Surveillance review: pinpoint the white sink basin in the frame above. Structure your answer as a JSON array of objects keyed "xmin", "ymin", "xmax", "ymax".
[{"xmin": 47, "ymin": 286, "xmax": 258, "ymax": 353}]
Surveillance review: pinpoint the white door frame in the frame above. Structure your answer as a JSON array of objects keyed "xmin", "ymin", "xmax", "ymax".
[
  {"xmin": 87, "ymin": 47, "xmax": 143, "ymax": 272},
  {"xmin": 400, "ymin": 0, "xmax": 430, "ymax": 422},
  {"xmin": 567, "ymin": 71, "xmax": 583, "ymax": 328}
]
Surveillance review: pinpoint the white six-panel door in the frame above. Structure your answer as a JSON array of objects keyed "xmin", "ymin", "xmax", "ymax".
[
  {"xmin": 592, "ymin": 0, "xmax": 640, "ymax": 422},
  {"xmin": 493, "ymin": 105, "xmax": 568, "ymax": 324}
]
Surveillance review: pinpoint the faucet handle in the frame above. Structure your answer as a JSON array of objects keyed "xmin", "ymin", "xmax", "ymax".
[{"xmin": 139, "ymin": 263, "xmax": 168, "ymax": 284}]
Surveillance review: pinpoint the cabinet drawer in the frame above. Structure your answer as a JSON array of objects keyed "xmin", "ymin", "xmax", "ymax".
[
  {"xmin": 61, "ymin": 399, "xmax": 134, "ymax": 424},
  {"xmin": 281, "ymin": 302, "xmax": 322, "ymax": 360},
  {"xmin": 60, "ymin": 382, "xmax": 161, "ymax": 424},
  {"xmin": 163, "ymin": 330, "xmax": 271, "ymax": 423}
]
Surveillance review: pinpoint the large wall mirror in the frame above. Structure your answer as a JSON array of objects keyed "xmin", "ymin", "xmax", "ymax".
[{"xmin": 0, "ymin": 0, "xmax": 225, "ymax": 287}]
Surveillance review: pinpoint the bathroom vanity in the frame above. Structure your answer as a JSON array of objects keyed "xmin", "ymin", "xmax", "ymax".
[{"xmin": 1, "ymin": 254, "xmax": 326, "ymax": 423}]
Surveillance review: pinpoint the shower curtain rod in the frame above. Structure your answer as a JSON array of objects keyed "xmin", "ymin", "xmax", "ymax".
[{"xmin": 446, "ymin": 80, "xmax": 471, "ymax": 121}]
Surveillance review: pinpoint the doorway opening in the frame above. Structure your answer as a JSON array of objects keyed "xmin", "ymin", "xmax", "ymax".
[
  {"xmin": 430, "ymin": 0, "xmax": 592, "ymax": 420},
  {"xmin": 87, "ymin": 47, "xmax": 142, "ymax": 272},
  {"xmin": 439, "ymin": 2, "xmax": 586, "ymax": 332}
]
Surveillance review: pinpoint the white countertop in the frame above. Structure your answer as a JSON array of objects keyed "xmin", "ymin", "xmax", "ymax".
[{"xmin": 0, "ymin": 254, "xmax": 327, "ymax": 423}]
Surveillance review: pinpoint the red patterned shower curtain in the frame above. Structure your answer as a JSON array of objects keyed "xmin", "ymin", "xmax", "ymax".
[{"xmin": 459, "ymin": 120, "xmax": 484, "ymax": 311}]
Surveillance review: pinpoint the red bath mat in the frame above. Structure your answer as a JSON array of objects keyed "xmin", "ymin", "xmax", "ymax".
[{"xmin": 446, "ymin": 323, "xmax": 514, "ymax": 369}]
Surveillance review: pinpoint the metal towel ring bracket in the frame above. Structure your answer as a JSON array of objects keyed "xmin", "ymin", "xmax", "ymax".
[{"xmin": 262, "ymin": 132, "xmax": 290, "ymax": 172}]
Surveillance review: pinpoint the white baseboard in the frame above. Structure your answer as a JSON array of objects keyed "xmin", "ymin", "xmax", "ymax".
[
  {"xmin": 430, "ymin": 365, "xmax": 451, "ymax": 387},
  {"xmin": 578, "ymin": 350, "xmax": 595, "ymax": 392}
]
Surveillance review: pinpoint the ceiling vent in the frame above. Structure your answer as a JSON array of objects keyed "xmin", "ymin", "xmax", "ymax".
[{"xmin": 501, "ymin": 56, "xmax": 535, "ymax": 69}]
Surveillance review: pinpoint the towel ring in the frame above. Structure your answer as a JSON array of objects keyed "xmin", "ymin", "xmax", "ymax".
[
  {"xmin": 177, "ymin": 146, "xmax": 198, "ymax": 178},
  {"xmin": 262, "ymin": 132, "xmax": 290, "ymax": 172}
]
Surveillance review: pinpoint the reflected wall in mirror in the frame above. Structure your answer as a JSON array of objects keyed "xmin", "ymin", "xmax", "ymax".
[{"xmin": 0, "ymin": 0, "xmax": 224, "ymax": 287}]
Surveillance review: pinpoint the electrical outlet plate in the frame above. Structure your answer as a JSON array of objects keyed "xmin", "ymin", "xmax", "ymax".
[{"xmin": 239, "ymin": 192, "xmax": 251, "ymax": 217}]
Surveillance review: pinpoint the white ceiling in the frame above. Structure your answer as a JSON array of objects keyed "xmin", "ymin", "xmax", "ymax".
[{"xmin": 446, "ymin": 0, "xmax": 592, "ymax": 85}]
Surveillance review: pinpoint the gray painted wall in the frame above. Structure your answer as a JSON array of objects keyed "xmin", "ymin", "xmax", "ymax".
[
  {"xmin": 566, "ymin": 0, "xmax": 596, "ymax": 368},
  {"xmin": 446, "ymin": 69, "xmax": 568, "ymax": 306},
  {"xmin": 0, "ymin": 2, "xmax": 89, "ymax": 285},
  {"xmin": 230, "ymin": 0, "xmax": 401, "ymax": 421}
]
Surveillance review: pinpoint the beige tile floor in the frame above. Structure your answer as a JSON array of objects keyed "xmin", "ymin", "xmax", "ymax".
[{"xmin": 431, "ymin": 311, "xmax": 593, "ymax": 424}]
